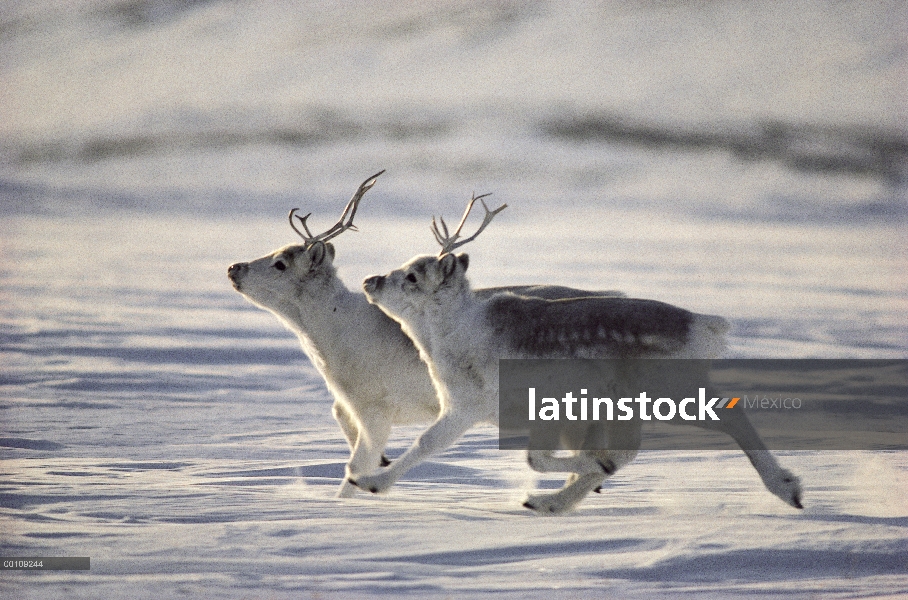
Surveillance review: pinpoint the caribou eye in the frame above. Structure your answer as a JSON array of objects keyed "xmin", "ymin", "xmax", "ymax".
[
  {"xmin": 405, "ymin": 273, "xmax": 417, "ymax": 283},
  {"xmin": 273, "ymin": 261, "xmax": 287, "ymax": 271}
]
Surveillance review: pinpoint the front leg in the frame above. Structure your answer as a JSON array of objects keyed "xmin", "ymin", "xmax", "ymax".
[
  {"xmin": 336, "ymin": 406, "xmax": 392, "ymax": 498},
  {"xmin": 332, "ymin": 401, "xmax": 362, "ymax": 498},
  {"xmin": 348, "ymin": 411, "xmax": 475, "ymax": 494},
  {"xmin": 332, "ymin": 401, "xmax": 359, "ymax": 453}
]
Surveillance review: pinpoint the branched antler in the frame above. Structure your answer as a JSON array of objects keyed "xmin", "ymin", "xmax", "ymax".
[
  {"xmin": 288, "ymin": 170, "xmax": 385, "ymax": 245},
  {"xmin": 431, "ymin": 192, "xmax": 507, "ymax": 256}
]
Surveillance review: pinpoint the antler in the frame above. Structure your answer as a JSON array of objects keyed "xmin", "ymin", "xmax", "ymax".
[
  {"xmin": 431, "ymin": 192, "xmax": 507, "ymax": 256},
  {"xmin": 288, "ymin": 170, "xmax": 385, "ymax": 245}
]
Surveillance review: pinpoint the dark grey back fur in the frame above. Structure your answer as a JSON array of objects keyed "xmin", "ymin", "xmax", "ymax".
[
  {"xmin": 486, "ymin": 294, "xmax": 693, "ymax": 357},
  {"xmin": 476, "ymin": 285, "xmax": 624, "ymax": 301}
]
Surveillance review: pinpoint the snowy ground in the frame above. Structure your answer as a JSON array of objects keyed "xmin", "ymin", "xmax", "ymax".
[{"xmin": 2, "ymin": 212, "xmax": 906, "ymax": 598}]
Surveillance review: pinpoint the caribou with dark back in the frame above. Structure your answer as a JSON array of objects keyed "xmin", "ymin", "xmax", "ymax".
[{"xmin": 355, "ymin": 196, "xmax": 803, "ymax": 514}]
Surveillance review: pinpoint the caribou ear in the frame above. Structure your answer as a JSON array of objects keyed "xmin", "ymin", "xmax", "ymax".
[
  {"xmin": 307, "ymin": 241, "xmax": 327, "ymax": 268},
  {"xmin": 456, "ymin": 253, "xmax": 469, "ymax": 273},
  {"xmin": 440, "ymin": 253, "xmax": 458, "ymax": 279},
  {"xmin": 324, "ymin": 242, "xmax": 336, "ymax": 261}
]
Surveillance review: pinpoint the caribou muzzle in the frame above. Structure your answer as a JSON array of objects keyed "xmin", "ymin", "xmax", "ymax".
[
  {"xmin": 363, "ymin": 275, "xmax": 385, "ymax": 296},
  {"xmin": 227, "ymin": 263, "xmax": 248, "ymax": 289}
]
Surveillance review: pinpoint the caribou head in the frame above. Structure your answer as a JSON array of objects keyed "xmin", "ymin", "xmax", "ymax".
[{"xmin": 228, "ymin": 170, "xmax": 384, "ymax": 307}]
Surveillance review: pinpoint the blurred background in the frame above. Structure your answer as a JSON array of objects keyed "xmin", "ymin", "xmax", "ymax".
[
  {"xmin": 2, "ymin": 0, "xmax": 906, "ymax": 355},
  {"xmin": 1, "ymin": 0, "xmax": 905, "ymax": 219}
]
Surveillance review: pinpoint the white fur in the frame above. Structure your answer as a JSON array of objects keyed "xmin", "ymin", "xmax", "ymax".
[
  {"xmin": 228, "ymin": 243, "xmax": 623, "ymax": 497},
  {"xmin": 229, "ymin": 242, "xmax": 438, "ymax": 497},
  {"xmin": 355, "ymin": 253, "xmax": 803, "ymax": 514}
]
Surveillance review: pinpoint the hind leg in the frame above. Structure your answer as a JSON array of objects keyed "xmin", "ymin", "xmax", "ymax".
[
  {"xmin": 523, "ymin": 472, "xmax": 606, "ymax": 514},
  {"xmin": 523, "ymin": 420, "xmax": 641, "ymax": 513},
  {"xmin": 523, "ymin": 448, "xmax": 638, "ymax": 514},
  {"xmin": 693, "ymin": 387, "xmax": 803, "ymax": 509},
  {"xmin": 527, "ymin": 450, "xmax": 614, "ymax": 474}
]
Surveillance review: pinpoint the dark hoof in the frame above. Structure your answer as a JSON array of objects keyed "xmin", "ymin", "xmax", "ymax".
[
  {"xmin": 369, "ymin": 487, "xmax": 378, "ymax": 494},
  {"xmin": 597, "ymin": 459, "xmax": 616, "ymax": 475},
  {"xmin": 793, "ymin": 495, "xmax": 804, "ymax": 509},
  {"xmin": 380, "ymin": 455, "xmax": 391, "ymax": 467},
  {"xmin": 522, "ymin": 501, "xmax": 536, "ymax": 511},
  {"xmin": 593, "ymin": 486, "xmax": 602, "ymax": 494},
  {"xmin": 347, "ymin": 477, "xmax": 358, "ymax": 487}
]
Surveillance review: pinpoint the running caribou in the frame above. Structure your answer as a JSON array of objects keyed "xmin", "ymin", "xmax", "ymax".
[{"xmin": 354, "ymin": 195, "xmax": 803, "ymax": 514}]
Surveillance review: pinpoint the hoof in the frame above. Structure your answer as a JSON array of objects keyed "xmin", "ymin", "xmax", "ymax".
[
  {"xmin": 793, "ymin": 494, "xmax": 804, "ymax": 509},
  {"xmin": 522, "ymin": 501, "xmax": 535, "ymax": 511},
  {"xmin": 593, "ymin": 486, "xmax": 602, "ymax": 494},
  {"xmin": 597, "ymin": 459, "xmax": 616, "ymax": 475},
  {"xmin": 380, "ymin": 455, "xmax": 391, "ymax": 467},
  {"xmin": 347, "ymin": 477, "xmax": 358, "ymax": 487}
]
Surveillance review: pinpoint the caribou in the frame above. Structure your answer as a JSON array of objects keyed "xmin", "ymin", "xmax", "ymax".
[{"xmin": 353, "ymin": 195, "xmax": 803, "ymax": 514}]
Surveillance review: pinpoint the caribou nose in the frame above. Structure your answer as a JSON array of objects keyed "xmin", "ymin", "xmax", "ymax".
[
  {"xmin": 363, "ymin": 275, "xmax": 385, "ymax": 295},
  {"xmin": 227, "ymin": 262, "xmax": 247, "ymax": 283}
]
